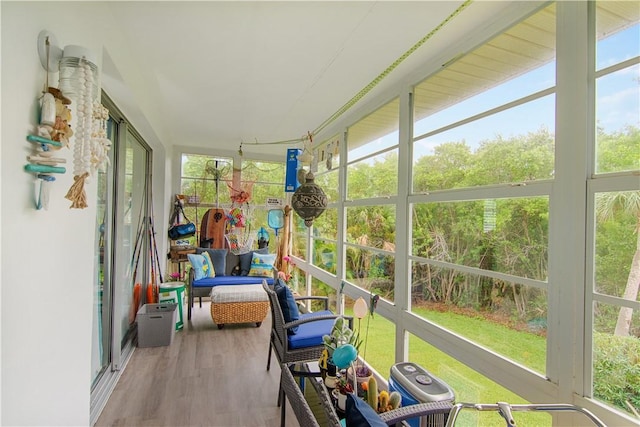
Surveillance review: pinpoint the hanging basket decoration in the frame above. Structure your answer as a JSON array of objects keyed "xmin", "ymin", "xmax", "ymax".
[
  {"xmin": 226, "ymin": 207, "xmax": 246, "ymax": 228},
  {"xmin": 225, "ymin": 231, "xmax": 254, "ymax": 255},
  {"xmin": 291, "ymin": 171, "xmax": 328, "ymax": 227}
]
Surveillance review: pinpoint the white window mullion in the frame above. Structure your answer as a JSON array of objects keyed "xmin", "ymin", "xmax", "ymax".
[
  {"xmin": 337, "ymin": 129, "xmax": 348, "ymax": 314},
  {"xmin": 395, "ymin": 87, "xmax": 413, "ymax": 364},
  {"xmin": 551, "ymin": 0, "xmax": 590, "ymax": 406}
]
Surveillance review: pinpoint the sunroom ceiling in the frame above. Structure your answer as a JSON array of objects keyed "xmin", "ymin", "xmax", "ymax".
[{"xmin": 101, "ymin": 1, "xmax": 557, "ymax": 157}]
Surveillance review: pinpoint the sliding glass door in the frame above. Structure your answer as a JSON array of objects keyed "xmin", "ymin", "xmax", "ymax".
[{"xmin": 90, "ymin": 93, "xmax": 151, "ymax": 424}]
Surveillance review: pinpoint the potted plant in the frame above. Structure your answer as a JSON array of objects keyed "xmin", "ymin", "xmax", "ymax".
[
  {"xmin": 334, "ymin": 376, "xmax": 354, "ymax": 411},
  {"xmin": 322, "ymin": 316, "xmax": 360, "ymax": 358},
  {"xmin": 347, "ymin": 363, "xmax": 372, "ymax": 395}
]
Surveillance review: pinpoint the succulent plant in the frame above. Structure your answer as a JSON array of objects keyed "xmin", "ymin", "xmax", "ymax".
[
  {"xmin": 367, "ymin": 376, "xmax": 378, "ymax": 410},
  {"xmin": 389, "ymin": 391, "xmax": 402, "ymax": 410},
  {"xmin": 322, "ymin": 316, "xmax": 361, "ymax": 356},
  {"xmin": 378, "ymin": 390, "xmax": 390, "ymax": 412}
]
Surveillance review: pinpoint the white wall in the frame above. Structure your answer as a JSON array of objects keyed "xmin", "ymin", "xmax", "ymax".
[{"xmin": 1, "ymin": 3, "xmax": 170, "ymax": 425}]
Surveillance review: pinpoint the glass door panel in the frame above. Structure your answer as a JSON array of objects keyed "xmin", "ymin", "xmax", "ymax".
[
  {"xmin": 91, "ymin": 95, "xmax": 151, "ymax": 425},
  {"xmin": 116, "ymin": 129, "xmax": 149, "ymax": 349},
  {"xmin": 91, "ymin": 115, "xmax": 116, "ymax": 388}
]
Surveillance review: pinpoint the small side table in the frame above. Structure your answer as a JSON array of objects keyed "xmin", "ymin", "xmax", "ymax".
[
  {"xmin": 158, "ymin": 282, "xmax": 185, "ymax": 330},
  {"xmin": 169, "ymin": 246, "xmax": 195, "ymax": 277}
]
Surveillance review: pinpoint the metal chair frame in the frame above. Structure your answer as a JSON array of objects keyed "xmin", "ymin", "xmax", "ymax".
[{"xmin": 445, "ymin": 402, "xmax": 607, "ymax": 427}]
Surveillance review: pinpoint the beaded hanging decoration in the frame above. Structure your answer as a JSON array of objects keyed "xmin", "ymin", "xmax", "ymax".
[
  {"xmin": 65, "ymin": 59, "xmax": 94, "ymax": 208},
  {"xmin": 90, "ymin": 102, "xmax": 111, "ymax": 174}
]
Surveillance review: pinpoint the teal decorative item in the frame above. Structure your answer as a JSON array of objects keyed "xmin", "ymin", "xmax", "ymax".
[
  {"xmin": 257, "ymin": 226, "xmax": 269, "ymax": 248},
  {"xmin": 332, "ymin": 344, "xmax": 357, "ymax": 369}
]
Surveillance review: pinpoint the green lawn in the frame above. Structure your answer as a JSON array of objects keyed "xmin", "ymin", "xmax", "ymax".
[{"xmin": 344, "ymin": 306, "xmax": 552, "ymax": 426}]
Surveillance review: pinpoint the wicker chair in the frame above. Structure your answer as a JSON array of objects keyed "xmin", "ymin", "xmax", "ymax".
[
  {"xmin": 280, "ymin": 362, "xmax": 341, "ymax": 427},
  {"xmin": 263, "ymin": 280, "xmax": 352, "ymax": 405},
  {"xmin": 263, "ymin": 280, "xmax": 352, "ymax": 371},
  {"xmin": 280, "ymin": 363, "xmax": 454, "ymax": 427}
]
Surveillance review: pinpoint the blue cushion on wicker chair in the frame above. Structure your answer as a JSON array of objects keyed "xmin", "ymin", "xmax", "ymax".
[{"xmin": 287, "ymin": 311, "xmax": 335, "ymax": 349}]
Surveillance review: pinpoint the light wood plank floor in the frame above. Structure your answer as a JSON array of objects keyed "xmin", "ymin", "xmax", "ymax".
[{"xmin": 96, "ymin": 300, "xmax": 300, "ymax": 427}]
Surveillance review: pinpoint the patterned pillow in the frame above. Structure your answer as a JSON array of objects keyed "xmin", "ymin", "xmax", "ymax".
[
  {"xmin": 196, "ymin": 248, "xmax": 227, "ymax": 277},
  {"xmin": 239, "ymin": 247, "xmax": 269, "ymax": 276},
  {"xmin": 201, "ymin": 252, "xmax": 216, "ymax": 277},
  {"xmin": 247, "ymin": 252, "xmax": 277, "ymax": 277},
  {"xmin": 187, "ymin": 253, "xmax": 215, "ymax": 281}
]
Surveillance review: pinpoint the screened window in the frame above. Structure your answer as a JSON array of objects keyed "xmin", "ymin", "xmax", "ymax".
[
  {"xmin": 179, "ymin": 155, "xmax": 285, "ymax": 249},
  {"xmin": 408, "ymin": 334, "xmax": 550, "ymax": 426},
  {"xmin": 312, "ymin": 207, "xmax": 338, "ymax": 275},
  {"xmin": 346, "ymin": 99, "xmax": 399, "ymax": 200},
  {"xmin": 594, "ymin": 4, "xmax": 639, "ymax": 174},
  {"xmin": 412, "ymin": 3, "xmax": 557, "ymax": 191},
  {"xmin": 409, "ymin": 4, "xmax": 555, "ymax": 374},
  {"xmin": 179, "ymin": 155, "xmax": 233, "ymax": 245},
  {"xmin": 590, "ymin": 2, "xmax": 639, "ymax": 417},
  {"xmin": 238, "ymin": 160, "xmax": 285, "ymax": 246},
  {"xmin": 347, "ymin": 98, "xmax": 400, "ymax": 164}
]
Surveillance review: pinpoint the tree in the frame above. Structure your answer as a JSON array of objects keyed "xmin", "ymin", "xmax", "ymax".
[
  {"xmin": 596, "ymin": 191, "xmax": 640, "ymax": 336},
  {"xmin": 595, "ymin": 125, "xmax": 640, "ymax": 336}
]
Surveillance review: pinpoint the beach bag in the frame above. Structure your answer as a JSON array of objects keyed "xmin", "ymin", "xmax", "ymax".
[
  {"xmin": 168, "ymin": 203, "xmax": 196, "ymax": 239},
  {"xmin": 168, "ymin": 222, "xmax": 196, "ymax": 239}
]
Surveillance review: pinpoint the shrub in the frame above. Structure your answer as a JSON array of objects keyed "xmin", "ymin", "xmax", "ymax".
[{"xmin": 593, "ymin": 332, "xmax": 640, "ymax": 413}]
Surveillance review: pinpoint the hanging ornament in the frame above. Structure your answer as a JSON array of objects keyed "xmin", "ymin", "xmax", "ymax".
[{"xmin": 291, "ymin": 171, "xmax": 328, "ymax": 227}]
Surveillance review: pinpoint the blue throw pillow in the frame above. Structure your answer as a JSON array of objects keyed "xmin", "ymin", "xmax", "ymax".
[
  {"xmin": 239, "ymin": 248, "xmax": 268, "ymax": 276},
  {"xmin": 274, "ymin": 278, "xmax": 299, "ymax": 334},
  {"xmin": 248, "ymin": 252, "xmax": 277, "ymax": 277},
  {"xmin": 187, "ymin": 253, "xmax": 214, "ymax": 281},
  {"xmin": 345, "ymin": 393, "xmax": 386, "ymax": 427},
  {"xmin": 197, "ymin": 248, "xmax": 227, "ymax": 277}
]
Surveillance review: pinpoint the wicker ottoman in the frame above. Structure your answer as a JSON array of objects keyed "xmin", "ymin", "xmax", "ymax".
[{"xmin": 209, "ymin": 284, "xmax": 269, "ymax": 329}]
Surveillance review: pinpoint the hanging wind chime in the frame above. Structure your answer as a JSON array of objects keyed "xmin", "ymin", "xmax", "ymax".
[{"xmin": 64, "ymin": 58, "xmax": 95, "ymax": 208}]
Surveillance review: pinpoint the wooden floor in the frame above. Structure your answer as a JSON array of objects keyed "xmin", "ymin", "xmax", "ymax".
[{"xmin": 95, "ymin": 300, "xmax": 300, "ymax": 427}]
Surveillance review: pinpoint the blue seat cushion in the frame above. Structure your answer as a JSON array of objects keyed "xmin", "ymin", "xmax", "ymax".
[
  {"xmin": 192, "ymin": 276, "xmax": 274, "ymax": 288},
  {"xmin": 287, "ymin": 310, "xmax": 335, "ymax": 350}
]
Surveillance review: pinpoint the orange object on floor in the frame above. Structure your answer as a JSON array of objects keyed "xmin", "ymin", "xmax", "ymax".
[
  {"xmin": 129, "ymin": 283, "xmax": 142, "ymax": 324},
  {"xmin": 146, "ymin": 283, "xmax": 156, "ymax": 304}
]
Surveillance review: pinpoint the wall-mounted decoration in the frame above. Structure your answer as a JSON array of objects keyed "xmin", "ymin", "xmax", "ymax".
[
  {"xmin": 24, "ymin": 30, "xmax": 111, "ymax": 210},
  {"xmin": 23, "ymin": 33, "xmax": 73, "ymax": 210}
]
